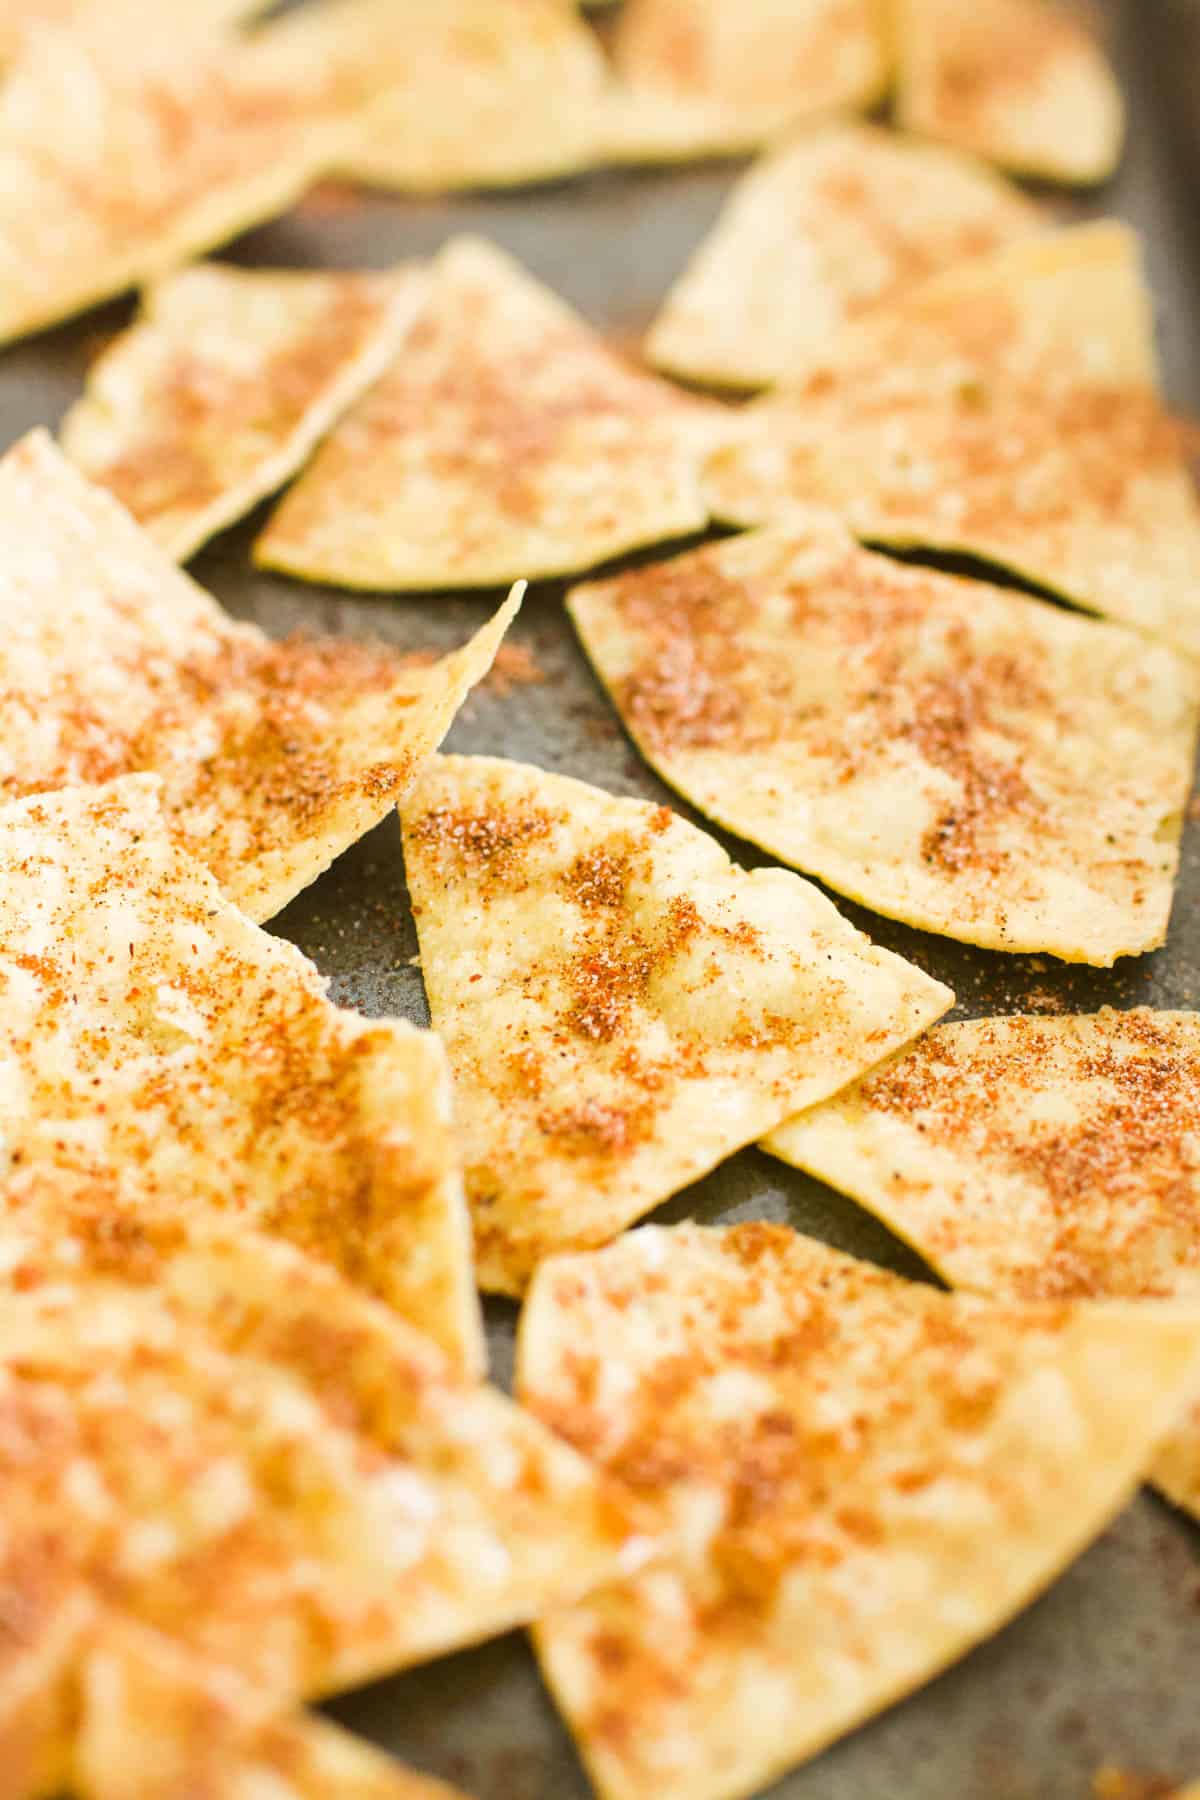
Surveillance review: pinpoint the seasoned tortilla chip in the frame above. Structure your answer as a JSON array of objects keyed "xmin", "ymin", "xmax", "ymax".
[
  {"xmin": 0, "ymin": 432, "xmax": 517, "ymax": 922},
  {"xmin": 610, "ymin": 0, "xmax": 889, "ymax": 154},
  {"xmin": 569, "ymin": 517, "xmax": 1198, "ymax": 962},
  {"xmin": 61, "ymin": 264, "xmax": 427, "ymax": 563},
  {"xmin": 520, "ymin": 1223, "xmax": 1200, "ymax": 1800},
  {"xmin": 646, "ymin": 124, "xmax": 1045, "ymax": 389},
  {"xmin": 894, "ymin": 0, "xmax": 1125, "ymax": 185},
  {"xmin": 0, "ymin": 774, "xmax": 484, "ymax": 1371},
  {"xmin": 76, "ymin": 1626, "xmax": 468, "ymax": 1800},
  {"xmin": 0, "ymin": 21, "xmax": 352, "ymax": 347},
  {"xmin": 0, "ymin": 1575, "xmax": 93, "ymax": 1800},
  {"xmin": 704, "ymin": 223, "xmax": 1200, "ymax": 656},
  {"xmin": 400, "ymin": 754, "xmax": 952, "ymax": 1294},
  {"xmin": 256, "ymin": 237, "xmax": 722, "ymax": 590},
  {"xmin": 767, "ymin": 1008, "xmax": 1200, "ymax": 1519},
  {"xmin": 0, "ymin": 1195, "xmax": 652, "ymax": 1706}
]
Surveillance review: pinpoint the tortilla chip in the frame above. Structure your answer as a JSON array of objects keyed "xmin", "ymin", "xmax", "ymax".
[
  {"xmin": 400, "ymin": 754, "xmax": 952, "ymax": 1295},
  {"xmin": 894, "ymin": 0, "xmax": 1125, "ymax": 185},
  {"xmin": 767, "ymin": 1008, "xmax": 1200, "ymax": 1519},
  {"xmin": 256, "ymin": 237, "xmax": 721, "ymax": 590},
  {"xmin": 76, "ymin": 1626, "xmax": 468, "ymax": 1800},
  {"xmin": 0, "ymin": 774, "xmax": 484, "ymax": 1372},
  {"xmin": 704, "ymin": 223, "xmax": 1200, "ymax": 656},
  {"xmin": 0, "ymin": 1575, "xmax": 94, "ymax": 1800},
  {"xmin": 0, "ymin": 432, "xmax": 518, "ymax": 922},
  {"xmin": 0, "ymin": 20, "xmax": 352, "ymax": 347},
  {"xmin": 646, "ymin": 123, "xmax": 1045, "ymax": 390},
  {"xmin": 0, "ymin": 0, "xmax": 268, "ymax": 63},
  {"xmin": 296, "ymin": 0, "xmax": 613, "ymax": 193},
  {"xmin": 569, "ymin": 516, "xmax": 1198, "ymax": 963},
  {"xmin": 610, "ymin": 0, "xmax": 889, "ymax": 154},
  {"xmin": 519, "ymin": 1222, "xmax": 1200, "ymax": 1800},
  {"xmin": 0, "ymin": 1196, "xmax": 652, "ymax": 1705},
  {"xmin": 61, "ymin": 264, "xmax": 427, "ymax": 563}
]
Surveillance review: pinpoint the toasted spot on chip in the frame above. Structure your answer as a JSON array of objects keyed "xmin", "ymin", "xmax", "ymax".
[
  {"xmin": 77, "ymin": 1623, "xmax": 470, "ymax": 1799},
  {"xmin": 256, "ymin": 237, "xmax": 724, "ymax": 590},
  {"xmin": 705, "ymin": 223, "xmax": 1200, "ymax": 656},
  {"xmin": 61, "ymin": 263, "xmax": 427, "ymax": 563},
  {"xmin": 0, "ymin": 774, "xmax": 484, "ymax": 1371},
  {"xmin": 767, "ymin": 1007, "xmax": 1200, "ymax": 1520},
  {"xmin": 519, "ymin": 1223, "xmax": 1200, "ymax": 1800},
  {"xmin": 0, "ymin": 21, "xmax": 353, "ymax": 347},
  {"xmin": 609, "ymin": 0, "xmax": 889, "ymax": 157},
  {"xmin": 646, "ymin": 123, "xmax": 1046, "ymax": 390},
  {"xmin": 894, "ymin": 0, "xmax": 1125, "ymax": 185},
  {"xmin": 0, "ymin": 1196, "xmax": 651, "ymax": 1706},
  {"xmin": 569, "ymin": 516, "xmax": 1198, "ymax": 963},
  {"xmin": 0, "ymin": 432, "xmax": 517, "ymax": 922},
  {"xmin": 400, "ymin": 754, "xmax": 952, "ymax": 1295}
]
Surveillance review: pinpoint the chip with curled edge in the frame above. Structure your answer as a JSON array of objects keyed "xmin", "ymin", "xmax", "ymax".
[
  {"xmin": 61, "ymin": 264, "xmax": 428, "ymax": 563},
  {"xmin": 568, "ymin": 514, "xmax": 1199, "ymax": 963},
  {"xmin": 0, "ymin": 432, "xmax": 518, "ymax": 924},
  {"xmin": 766, "ymin": 1008, "xmax": 1200, "ymax": 1523},
  {"xmin": 519, "ymin": 1222, "xmax": 1200, "ymax": 1800},
  {"xmin": 400, "ymin": 753, "xmax": 952, "ymax": 1295}
]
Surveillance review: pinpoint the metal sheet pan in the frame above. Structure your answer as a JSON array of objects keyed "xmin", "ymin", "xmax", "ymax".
[{"xmin": 4, "ymin": 3, "xmax": 1196, "ymax": 1793}]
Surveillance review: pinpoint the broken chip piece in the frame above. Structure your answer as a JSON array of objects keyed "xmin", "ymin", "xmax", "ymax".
[
  {"xmin": 894, "ymin": 0, "xmax": 1125, "ymax": 185},
  {"xmin": 704, "ymin": 223, "xmax": 1200, "ymax": 657},
  {"xmin": 0, "ymin": 20, "xmax": 353, "ymax": 346},
  {"xmin": 646, "ymin": 123, "xmax": 1045, "ymax": 390},
  {"xmin": 0, "ymin": 432, "xmax": 517, "ymax": 922},
  {"xmin": 569, "ymin": 516, "xmax": 1199, "ymax": 963},
  {"xmin": 520, "ymin": 1222, "xmax": 1200, "ymax": 1800},
  {"xmin": 255, "ymin": 236, "xmax": 725, "ymax": 590},
  {"xmin": 400, "ymin": 753, "xmax": 952, "ymax": 1294},
  {"xmin": 0, "ymin": 774, "xmax": 484, "ymax": 1370},
  {"xmin": 61, "ymin": 263, "xmax": 427, "ymax": 562},
  {"xmin": 610, "ymin": 0, "xmax": 889, "ymax": 155},
  {"xmin": 0, "ymin": 1194, "xmax": 652, "ymax": 1717},
  {"xmin": 766, "ymin": 1007, "xmax": 1200, "ymax": 1520}
]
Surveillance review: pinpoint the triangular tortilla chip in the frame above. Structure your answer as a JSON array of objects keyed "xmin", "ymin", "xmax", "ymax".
[
  {"xmin": 0, "ymin": 1195, "xmax": 652, "ymax": 1704},
  {"xmin": 0, "ymin": 774, "xmax": 484, "ymax": 1372},
  {"xmin": 646, "ymin": 123, "xmax": 1045, "ymax": 390},
  {"xmin": 400, "ymin": 754, "xmax": 952, "ymax": 1294},
  {"xmin": 766, "ymin": 1008, "xmax": 1200, "ymax": 1519},
  {"xmin": 264, "ymin": 0, "xmax": 612, "ymax": 194},
  {"xmin": 0, "ymin": 20, "xmax": 352, "ymax": 346},
  {"xmin": 76, "ymin": 1625, "xmax": 468, "ymax": 1800},
  {"xmin": 894, "ymin": 0, "xmax": 1125, "ymax": 185},
  {"xmin": 61, "ymin": 263, "xmax": 427, "ymax": 563},
  {"xmin": 569, "ymin": 516, "xmax": 1199, "ymax": 962},
  {"xmin": 610, "ymin": 0, "xmax": 889, "ymax": 154},
  {"xmin": 256, "ymin": 237, "xmax": 722, "ymax": 590},
  {"xmin": 0, "ymin": 432, "xmax": 517, "ymax": 922},
  {"xmin": 704, "ymin": 223, "xmax": 1200, "ymax": 656},
  {"xmin": 519, "ymin": 1222, "xmax": 1200, "ymax": 1800}
]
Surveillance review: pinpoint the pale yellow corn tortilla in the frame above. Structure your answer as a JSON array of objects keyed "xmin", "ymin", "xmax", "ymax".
[
  {"xmin": 256, "ymin": 236, "xmax": 724, "ymax": 590},
  {"xmin": 767, "ymin": 1008, "xmax": 1200, "ymax": 1520},
  {"xmin": 0, "ymin": 774, "xmax": 484, "ymax": 1372},
  {"xmin": 894, "ymin": 0, "xmax": 1125, "ymax": 185},
  {"xmin": 520, "ymin": 1223, "xmax": 1200, "ymax": 1800},
  {"xmin": 611, "ymin": 0, "xmax": 889, "ymax": 153},
  {"xmin": 400, "ymin": 753, "xmax": 952, "ymax": 1295},
  {"xmin": 704, "ymin": 223, "xmax": 1200, "ymax": 657},
  {"xmin": 61, "ymin": 264, "xmax": 427, "ymax": 563},
  {"xmin": 0, "ymin": 21, "xmax": 353, "ymax": 347},
  {"xmin": 646, "ymin": 123, "xmax": 1045, "ymax": 389},
  {"xmin": 568, "ymin": 516, "xmax": 1198, "ymax": 963},
  {"xmin": 75, "ymin": 1624, "xmax": 469, "ymax": 1800},
  {"xmin": 0, "ymin": 1191, "xmax": 653, "ymax": 1712},
  {"xmin": 0, "ymin": 0, "xmax": 267, "ymax": 65},
  {"xmin": 0, "ymin": 432, "xmax": 518, "ymax": 923}
]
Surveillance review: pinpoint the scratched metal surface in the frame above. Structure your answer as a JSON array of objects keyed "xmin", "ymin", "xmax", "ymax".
[{"xmin": 4, "ymin": 2, "xmax": 1198, "ymax": 1794}]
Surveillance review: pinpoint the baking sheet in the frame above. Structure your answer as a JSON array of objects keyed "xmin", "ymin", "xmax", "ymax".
[{"xmin": 3, "ymin": 2, "xmax": 1197, "ymax": 1793}]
